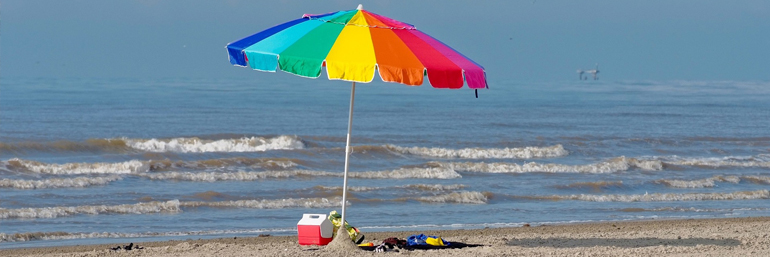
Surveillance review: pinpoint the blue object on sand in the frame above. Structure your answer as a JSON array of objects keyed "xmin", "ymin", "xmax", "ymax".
[{"xmin": 407, "ymin": 234, "xmax": 449, "ymax": 246}]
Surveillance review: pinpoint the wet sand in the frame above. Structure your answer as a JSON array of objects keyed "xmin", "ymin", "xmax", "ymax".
[{"xmin": 3, "ymin": 217, "xmax": 770, "ymax": 256}]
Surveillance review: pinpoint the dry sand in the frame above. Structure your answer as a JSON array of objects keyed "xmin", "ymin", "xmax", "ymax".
[{"xmin": 3, "ymin": 217, "xmax": 770, "ymax": 256}]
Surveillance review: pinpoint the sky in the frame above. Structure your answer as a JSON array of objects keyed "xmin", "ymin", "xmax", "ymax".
[{"xmin": 1, "ymin": 0, "xmax": 768, "ymax": 82}]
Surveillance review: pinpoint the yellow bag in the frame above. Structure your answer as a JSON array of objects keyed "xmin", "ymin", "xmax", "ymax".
[
  {"xmin": 425, "ymin": 237, "xmax": 446, "ymax": 246},
  {"xmin": 328, "ymin": 210, "xmax": 360, "ymax": 242}
]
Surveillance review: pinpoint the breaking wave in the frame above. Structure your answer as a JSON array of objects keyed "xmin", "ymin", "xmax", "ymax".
[
  {"xmin": 0, "ymin": 176, "xmax": 122, "ymax": 189},
  {"xmin": 384, "ymin": 144, "xmax": 568, "ymax": 159},
  {"xmin": 6, "ymin": 158, "xmax": 149, "ymax": 175},
  {"xmin": 0, "ymin": 200, "xmax": 182, "ymax": 219},
  {"xmin": 0, "ymin": 231, "xmax": 124, "ymax": 243},
  {"xmin": 123, "ymin": 135, "xmax": 304, "ymax": 153},
  {"xmin": 0, "ymin": 135, "xmax": 303, "ymax": 154},
  {"xmin": 3, "ymin": 157, "xmax": 300, "ymax": 176},
  {"xmin": 411, "ymin": 191, "xmax": 489, "ymax": 204},
  {"xmin": 0, "ymin": 139, "xmax": 131, "ymax": 153},
  {"xmin": 0, "ymin": 197, "xmax": 341, "ymax": 220},
  {"xmin": 742, "ymin": 175, "xmax": 770, "ymax": 184},
  {"xmin": 656, "ymin": 175, "xmax": 770, "ymax": 188},
  {"xmin": 661, "ymin": 155, "xmax": 770, "ymax": 169},
  {"xmin": 541, "ymin": 190, "xmax": 770, "ymax": 202},
  {"xmin": 138, "ymin": 167, "xmax": 461, "ymax": 182},
  {"xmin": 137, "ymin": 170, "xmax": 338, "ymax": 182},
  {"xmin": 445, "ymin": 156, "xmax": 662, "ymax": 174},
  {"xmin": 403, "ymin": 183, "xmax": 467, "ymax": 191},
  {"xmin": 315, "ymin": 184, "xmax": 466, "ymax": 192},
  {"xmin": 656, "ymin": 175, "xmax": 740, "ymax": 188},
  {"xmin": 179, "ymin": 197, "xmax": 341, "ymax": 209},
  {"xmin": 148, "ymin": 157, "xmax": 300, "ymax": 171},
  {"xmin": 350, "ymin": 166, "xmax": 461, "ymax": 179},
  {"xmin": 619, "ymin": 207, "xmax": 768, "ymax": 213}
]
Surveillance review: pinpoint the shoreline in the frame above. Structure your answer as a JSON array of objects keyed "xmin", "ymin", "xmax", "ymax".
[{"xmin": 3, "ymin": 216, "xmax": 770, "ymax": 256}]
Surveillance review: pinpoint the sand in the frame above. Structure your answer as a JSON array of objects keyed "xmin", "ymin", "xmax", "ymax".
[{"xmin": 3, "ymin": 217, "xmax": 770, "ymax": 256}]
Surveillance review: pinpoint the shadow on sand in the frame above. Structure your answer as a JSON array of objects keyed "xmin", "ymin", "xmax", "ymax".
[{"xmin": 507, "ymin": 237, "xmax": 741, "ymax": 248}]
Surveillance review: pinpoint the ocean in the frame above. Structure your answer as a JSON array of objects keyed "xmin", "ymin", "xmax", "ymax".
[{"xmin": 2, "ymin": 77, "xmax": 770, "ymax": 248}]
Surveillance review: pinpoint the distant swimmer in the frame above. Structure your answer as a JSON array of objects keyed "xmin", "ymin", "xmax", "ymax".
[
  {"xmin": 585, "ymin": 64, "xmax": 599, "ymax": 80},
  {"xmin": 577, "ymin": 64, "xmax": 599, "ymax": 80}
]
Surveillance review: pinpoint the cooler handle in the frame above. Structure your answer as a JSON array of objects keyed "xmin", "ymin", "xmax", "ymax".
[{"xmin": 303, "ymin": 214, "xmax": 327, "ymax": 220}]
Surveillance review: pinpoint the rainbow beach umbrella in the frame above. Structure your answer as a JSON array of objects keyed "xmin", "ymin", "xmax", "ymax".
[{"xmin": 226, "ymin": 4, "xmax": 487, "ymax": 225}]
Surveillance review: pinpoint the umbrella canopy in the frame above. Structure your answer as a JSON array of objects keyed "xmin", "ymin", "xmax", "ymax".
[
  {"xmin": 227, "ymin": 4, "xmax": 487, "ymax": 89},
  {"xmin": 225, "ymin": 4, "xmax": 486, "ymax": 230}
]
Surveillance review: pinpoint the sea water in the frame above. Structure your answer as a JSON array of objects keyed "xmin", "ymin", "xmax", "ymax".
[{"xmin": 2, "ymin": 77, "xmax": 770, "ymax": 248}]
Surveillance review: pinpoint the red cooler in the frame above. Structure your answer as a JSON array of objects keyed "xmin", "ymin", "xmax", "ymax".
[{"xmin": 297, "ymin": 214, "xmax": 333, "ymax": 245}]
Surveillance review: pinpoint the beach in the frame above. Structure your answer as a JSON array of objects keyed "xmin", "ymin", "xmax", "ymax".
[
  {"xmin": 3, "ymin": 1, "xmax": 769, "ymax": 256},
  {"xmin": 3, "ymin": 217, "xmax": 769, "ymax": 256}
]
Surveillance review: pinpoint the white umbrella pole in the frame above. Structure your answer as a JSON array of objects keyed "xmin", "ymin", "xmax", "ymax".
[{"xmin": 340, "ymin": 82, "xmax": 356, "ymax": 229}]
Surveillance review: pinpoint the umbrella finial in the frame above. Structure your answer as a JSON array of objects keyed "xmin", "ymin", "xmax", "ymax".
[{"xmin": 357, "ymin": 4, "xmax": 363, "ymax": 10}]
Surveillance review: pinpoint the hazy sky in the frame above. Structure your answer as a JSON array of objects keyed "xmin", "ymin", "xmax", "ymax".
[{"xmin": 1, "ymin": 0, "xmax": 768, "ymax": 81}]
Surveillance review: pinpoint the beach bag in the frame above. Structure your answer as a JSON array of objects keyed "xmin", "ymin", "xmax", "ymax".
[
  {"xmin": 328, "ymin": 210, "xmax": 360, "ymax": 242},
  {"xmin": 407, "ymin": 234, "xmax": 449, "ymax": 246}
]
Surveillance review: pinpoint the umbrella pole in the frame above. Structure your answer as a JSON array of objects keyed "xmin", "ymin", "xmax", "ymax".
[{"xmin": 340, "ymin": 82, "xmax": 356, "ymax": 229}]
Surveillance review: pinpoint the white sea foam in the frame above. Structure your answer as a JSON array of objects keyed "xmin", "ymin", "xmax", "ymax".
[
  {"xmin": 656, "ymin": 175, "xmax": 770, "ymax": 188},
  {"xmin": 149, "ymin": 157, "xmax": 299, "ymax": 171},
  {"xmin": 0, "ymin": 200, "xmax": 182, "ymax": 219},
  {"xmin": 0, "ymin": 231, "xmax": 125, "ymax": 242},
  {"xmin": 549, "ymin": 190, "xmax": 770, "ymax": 202},
  {"xmin": 137, "ymin": 170, "xmax": 338, "ymax": 182},
  {"xmin": 315, "ymin": 185, "xmax": 379, "ymax": 192},
  {"xmin": 413, "ymin": 191, "xmax": 488, "ymax": 204},
  {"xmin": 4, "ymin": 157, "xmax": 299, "ymax": 176},
  {"xmin": 446, "ymin": 156, "xmax": 662, "ymax": 174},
  {"xmin": 0, "ymin": 197, "xmax": 343, "ymax": 220},
  {"xmin": 661, "ymin": 155, "xmax": 770, "ymax": 168},
  {"xmin": 657, "ymin": 175, "xmax": 740, "ymax": 188},
  {"xmin": 179, "ymin": 197, "xmax": 342, "ymax": 209},
  {"xmin": 262, "ymin": 160, "xmax": 299, "ymax": 169},
  {"xmin": 124, "ymin": 135, "xmax": 304, "ymax": 153},
  {"xmin": 317, "ymin": 184, "xmax": 466, "ymax": 192},
  {"xmin": 742, "ymin": 175, "xmax": 770, "ymax": 184},
  {"xmin": 401, "ymin": 184, "xmax": 466, "ymax": 191},
  {"xmin": 139, "ymin": 167, "xmax": 461, "ymax": 181},
  {"xmin": 6, "ymin": 158, "xmax": 149, "ymax": 175},
  {"xmin": 0, "ymin": 176, "xmax": 122, "ymax": 189},
  {"xmin": 385, "ymin": 144, "xmax": 568, "ymax": 159},
  {"xmin": 349, "ymin": 167, "xmax": 461, "ymax": 179},
  {"xmin": 638, "ymin": 207, "xmax": 768, "ymax": 213}
]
